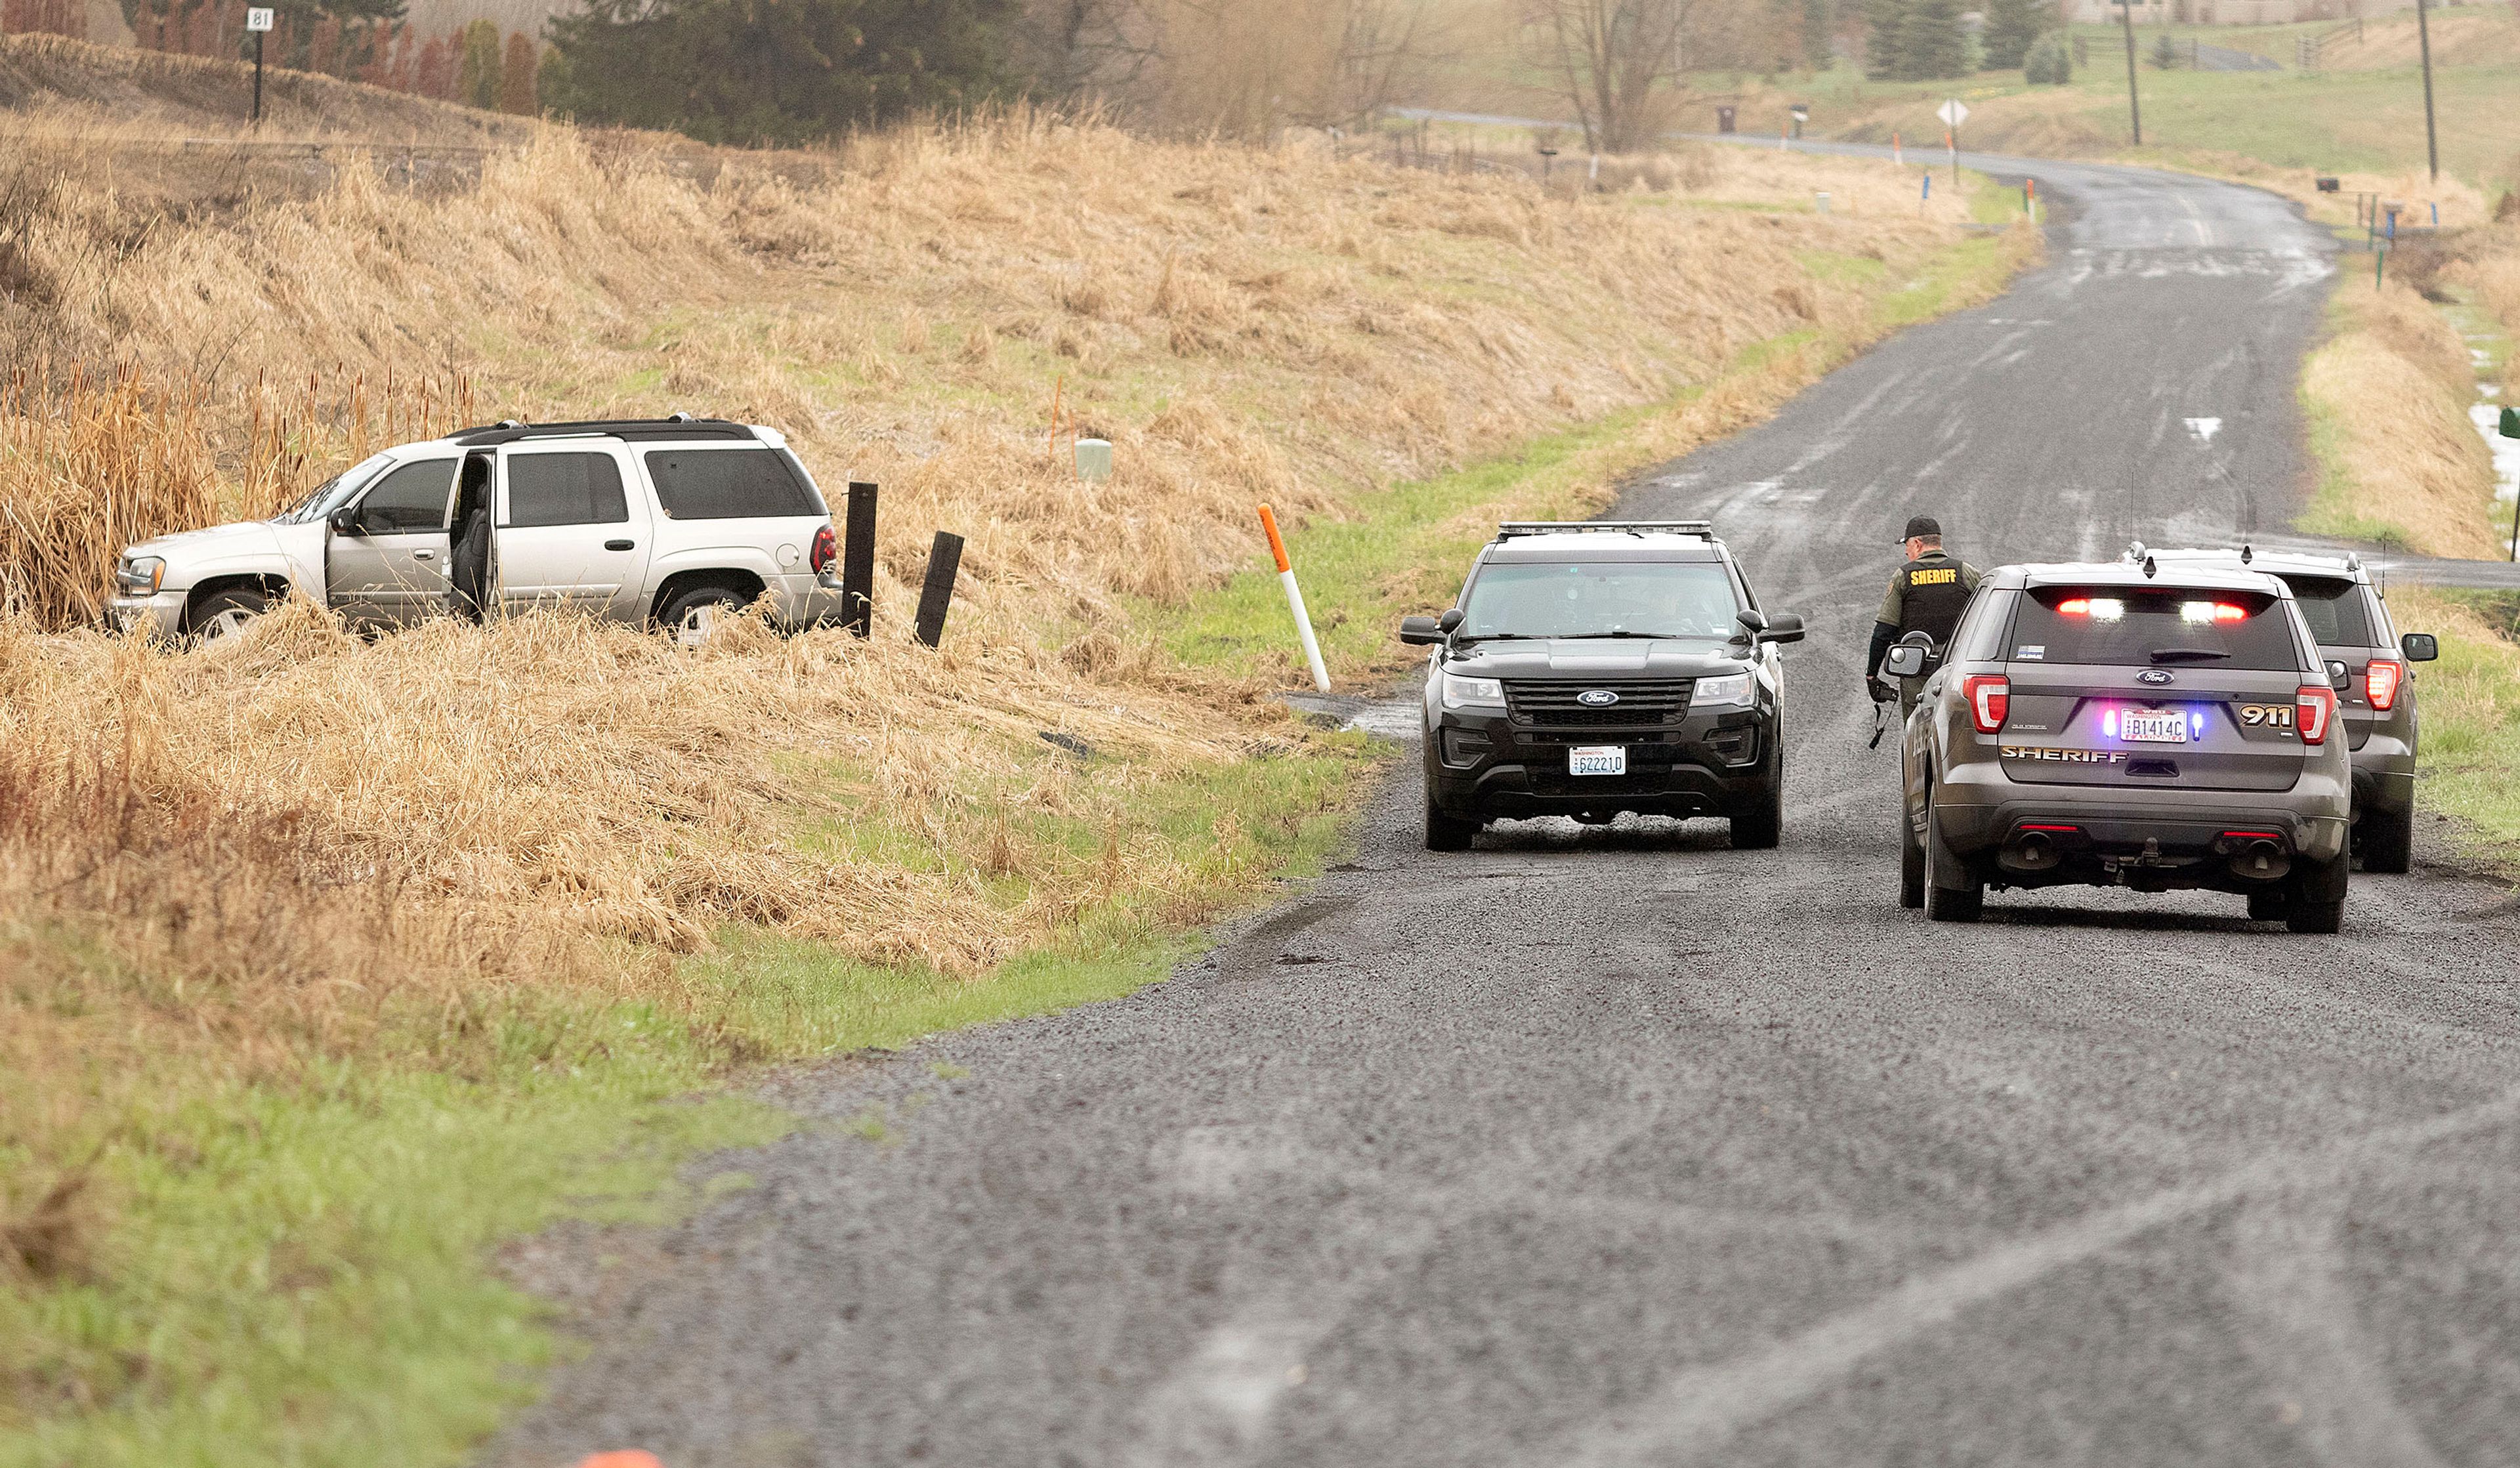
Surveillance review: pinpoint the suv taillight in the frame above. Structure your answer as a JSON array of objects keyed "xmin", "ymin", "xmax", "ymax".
[
  {"xmin": 1962, "ymin": 674, "xmax": 2009, "ymax": 734},
  {"xmin": 2296, "ymin": 684, "xmax": 2336, "ymax": 744},
  {"xmin": 811, "ymin": 523, "xmax": 837, "ymax": 574},
  {"xmin": 2364, "ymin": 658, "xmax": 2403, "ymax": 711}
]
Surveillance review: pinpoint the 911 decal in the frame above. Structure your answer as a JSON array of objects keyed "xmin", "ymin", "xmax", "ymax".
[
  {"xmin": 2000, "ymin": 747, "xmax": 2127, "ymax": 763},
  {"xmin": 2236, "ymin": 703, "xmax": 2296, "ymax": 729}
]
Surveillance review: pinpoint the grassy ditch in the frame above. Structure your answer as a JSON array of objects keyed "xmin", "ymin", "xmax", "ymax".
[
  {"xmin": 0, "ymin": 102, "xmax": 2036, "ymax": 1465},
  {"xmin": 2382, "ymin": 586, "xmax": 2520, "ymax": 871}
]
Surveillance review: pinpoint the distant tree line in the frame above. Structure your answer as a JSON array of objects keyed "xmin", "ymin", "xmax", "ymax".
[{"xmin": 1862, "ymin": 0, "xmax": 2059, "ymax": 82}]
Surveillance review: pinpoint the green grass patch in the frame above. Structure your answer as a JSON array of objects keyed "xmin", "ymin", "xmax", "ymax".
[{"xmin": 2394, "ymin": 588, "xmax": 2520, "ymax": 869}]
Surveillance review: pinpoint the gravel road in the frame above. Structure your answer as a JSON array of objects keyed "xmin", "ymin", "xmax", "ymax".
[{"xmin": 489, "ymin": 157, "xmax": 2520, "ymax": 1468}]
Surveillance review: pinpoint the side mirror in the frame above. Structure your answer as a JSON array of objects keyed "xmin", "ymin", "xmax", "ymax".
[
  {"xmin": 1757, "ymin": 611, "xmax": 1805, "ymax": 645},
  {"xmin": 1398, "ymin": 615, "xmax": 1442, "ymax": 646},
  {"xmin": 1438, "ymin": 608, "xmax": 1464, "ymax": 633},
  {"xmin": 1735, "ymin": 608, "xmax": 1769, "ymax": 635},
  {"xmin": 2401, "ymin": 632, "xmax": 2439, "ymax": 662},
  {"xmin": 1882, "ymin": 643, "xmax": 1927, "ymax": 678},
  {"xmin": 327, "ymin": 506, "xmax": 358, "ymax": 536}
]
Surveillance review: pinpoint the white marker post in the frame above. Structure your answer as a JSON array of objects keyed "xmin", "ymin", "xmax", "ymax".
[
  {"xmin": 245, "ymin": 7, "xmax": 273, "ymax": 125},
  {"xmin": 1257, "ymin": 504, "xmax": 1330, "ymax": 694},
  {"xmin": 1937, "ymin": 98, "xmax": 1969, "ymax": 194}
]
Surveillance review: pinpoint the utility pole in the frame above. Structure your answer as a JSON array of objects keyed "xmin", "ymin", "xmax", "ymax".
[
  {"xmin": 2416, "ymin": 0, "xmax": 2440, "ymax": 183},
  {"xmin": 2118, "ymin": 1, "xmax": 2143, "ymax": 146}
]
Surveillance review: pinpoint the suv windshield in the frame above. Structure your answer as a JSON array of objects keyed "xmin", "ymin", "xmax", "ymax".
[
  {"xmin": 1460, "ymin": 560, "xmax": 1740, "ymax": 640},
  {"xmin": 2277, "ymin": 575, "xmax": 2376, "ymax": 647},
  {"xmin": 2010, "ymin": 587, "xmax": 2301, "ymax": 670},
  {"xmin": 274, "ymin": 453, "xmax": 392, "ymax": 525}
]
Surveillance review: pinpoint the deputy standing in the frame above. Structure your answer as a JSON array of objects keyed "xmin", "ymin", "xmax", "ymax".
[{"xmin": 1865, "ymin": 515, "xmax": 1982, "ymax": 714}]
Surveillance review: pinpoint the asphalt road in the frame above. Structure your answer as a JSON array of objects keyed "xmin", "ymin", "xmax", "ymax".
[{"xmin": 490, "ymin": 161, "xmax": 2520, "ymax": 1467}]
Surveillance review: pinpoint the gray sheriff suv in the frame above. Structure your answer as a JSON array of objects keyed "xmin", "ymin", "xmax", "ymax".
[
  {"xmin": 109, "ymin": 417, "xmax": 843, "ymax": 642},
  {"xmin": 1893, "ymin": 559, "xmax": 2355, "ymax": 933},
  {"xmin": 1400, "ymin": 522, "xmax": 1805, "ymax": 852},
  {"xmin": 2135, "ymin": 546, "xmax": 2437, "ymax": 872}
]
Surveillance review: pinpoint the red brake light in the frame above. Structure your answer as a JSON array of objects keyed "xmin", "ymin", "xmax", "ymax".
[
  {"xmin": 2364, "ymin": 658, "xmax": 2403, "ymax": 711},
  {"xmin": 2057, "ymin": 598, "xmax": 2090, "ymax": 616},
  {"xmin": 2296, "ymin": 684, "xmax": 2335, "ymax": 744},
  {"xmin": 1962, "ymin": 674, "xmax": 2009, "ymax": 734},
  {"xmin": 811, "ymin": 523, "xmax": 837, "ymax": 574},
  {"xmin": 2212, "ymin": 603, "xmax": 2248, "ymax": 623}
]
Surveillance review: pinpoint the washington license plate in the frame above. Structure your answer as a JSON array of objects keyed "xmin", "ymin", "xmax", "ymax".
[
  {"xmin": 1569, "ymin": 745, "xmax": 1627, "ymax": 776},
  {"xmin": 2122, "ymin": 711, "xmax": 2189, "ymax": 744}
]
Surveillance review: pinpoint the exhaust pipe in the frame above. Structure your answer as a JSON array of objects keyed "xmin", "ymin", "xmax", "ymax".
[
  {"xmin": 2231, "ymin": 838, "xmax": 2291, "ymax": 882},
  {"xmin": 2002, "ymin": 829, "xmax": 2061, "ymax": 873}
]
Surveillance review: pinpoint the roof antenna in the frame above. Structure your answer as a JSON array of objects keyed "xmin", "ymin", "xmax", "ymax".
[
  {"xmin": 2124, "ymin": 539, "xmax": 2147, "ymax": 564},
  {"xmin": 667, "ymin": 410, "xmax": 694, "ymax": 423},
  {"xmin": 2143, "ymin": 554, "xmax": 2158, "ymax": 579},
  {"xmin": 495, "ymin": 418, "xmax": 523, "ymax": 430},
  {"xmin": 2240, "ymin": 542, "xmax": 2253, "ymax": 565}
]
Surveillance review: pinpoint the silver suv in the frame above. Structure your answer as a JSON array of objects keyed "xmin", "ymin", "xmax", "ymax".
[
  {"xmin": 1892, "ymin": 560, "xmax": 2354, "ymax": 933},
  {"xmin": 108, "ymin": 417, "xmax": 845, "ymax": 642},
  {"xmin": 2135, "ymin": 547, "xmax": 2437, "ymax": 873}
]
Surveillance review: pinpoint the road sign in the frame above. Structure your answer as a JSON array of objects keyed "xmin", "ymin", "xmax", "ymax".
[
  {"xmin": 245, "ymin": 7, "xmax": 273, "ymax": 28},
  {"xmin": 1937, "ymin": 98, "xmax": 1969, "ymax": 129}
]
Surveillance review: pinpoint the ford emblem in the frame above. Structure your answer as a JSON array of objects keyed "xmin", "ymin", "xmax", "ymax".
[
  {"xmin": 2137, "ymin": 668, "xmax": 2174, "ymax": 686},
  {"xmin": 1576, "ymin": 688, "xmax": 1620, "ymax": 707}
]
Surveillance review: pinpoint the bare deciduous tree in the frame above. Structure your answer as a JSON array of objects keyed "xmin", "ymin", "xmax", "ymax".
[{"xmin": 1523, "ymin": 0, "xmax": 1703, "ymax": 154}]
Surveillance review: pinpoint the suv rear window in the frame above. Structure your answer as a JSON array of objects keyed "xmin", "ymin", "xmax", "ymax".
[
  {"xmin": 644, "ymin": 448, "xmax": 819, "ymax": 520},
  {"xmin": 2277, "ymin": 575, "xmax": 2376, "ymax": 647},
  {"xmin": 2009, "ymin": 587, "xmax": 2303, "ymax": 671}
]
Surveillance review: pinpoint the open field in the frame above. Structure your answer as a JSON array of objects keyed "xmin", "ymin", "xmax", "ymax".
[{"xmin": 0, "ymin": 35, "xmax": 2040, "ymax": 1463}]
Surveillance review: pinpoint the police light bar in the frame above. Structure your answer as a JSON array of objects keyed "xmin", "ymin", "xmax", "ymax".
[{"xmin": 1495, "ymin": 521, "xmax": 1715, "ymax": 540}]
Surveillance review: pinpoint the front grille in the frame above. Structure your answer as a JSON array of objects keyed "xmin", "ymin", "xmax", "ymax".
[{"xmin": 1505, "ymin": 679, "xmax": 1694, "ymax": 728}]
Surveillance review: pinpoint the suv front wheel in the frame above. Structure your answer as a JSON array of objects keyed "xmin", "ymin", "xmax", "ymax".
[
  {"xmin": 1729, "ymin": 724, "xmax": 1782, "ymax": 850},
  {"xmin": 2357, "ymin": 803, "xmax": 2414, "ymax": 875},
  {"xmin": 190, "ymin": 586, "xmax": 272, "ymax": 643},
  {"xmin": 1425, "ymin": 795, "xmax": 1479, "ymax": 852}
]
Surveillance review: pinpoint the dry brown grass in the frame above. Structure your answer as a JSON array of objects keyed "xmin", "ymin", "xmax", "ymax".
[{"xmin": 2303, "ymin": 272, "xmax": 2499, "ymax": 558}]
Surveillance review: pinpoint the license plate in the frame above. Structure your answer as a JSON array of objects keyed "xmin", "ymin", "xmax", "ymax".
[
  {"xmin": 1568, "ymin": 745, "xmax": 1627, "ymax": 776},
  {"xmin": 2122, "ymin": 711, "xmax": 2188, "ymax": 744}
]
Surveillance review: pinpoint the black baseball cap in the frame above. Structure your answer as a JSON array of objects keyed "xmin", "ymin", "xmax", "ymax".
[{"xmin": 1899, "ymin": 515, "xmax": 1941, "ymax": 541}]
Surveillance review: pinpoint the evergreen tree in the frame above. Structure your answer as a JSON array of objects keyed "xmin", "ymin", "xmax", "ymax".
[
  {"xmin": 547, "ymin": 0, "xmax": 1014, "ymax": 146},
  {"xmin": 457, "ymin": 19, "xmax": 502, "ymax": 110},
  {"xmin": 1895, "ymin": 0, "xmax": 1969, "ymax": 80},
  {"xmin": 2023, "ymin": 30, "xmax": 2070, "ymax": 83},
  {"xmin": 1862, "ymin": 0, "xmax": 1908, "ymax": 80},
  {"xmin": 1979, "ymin": 0, "xmax": 2048, "ymax": 70}
]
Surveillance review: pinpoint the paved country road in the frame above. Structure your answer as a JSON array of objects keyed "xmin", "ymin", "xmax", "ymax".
[{"xmin": 490, "ymin": 160, "xmax": 2520, "ymax": 1467}]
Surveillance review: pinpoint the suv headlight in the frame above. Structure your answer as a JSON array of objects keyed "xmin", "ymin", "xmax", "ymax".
[
  {"xmin": 116, "ymin": 556, "xmax": 167, "ymax": 595},
  {"xmin": 1692, "ymin": 671, "xmax": 1754, "ymax": 707},
  {"xmin": 1440, "ymin": 671, "xmax": 1505, "ymax": 709}
]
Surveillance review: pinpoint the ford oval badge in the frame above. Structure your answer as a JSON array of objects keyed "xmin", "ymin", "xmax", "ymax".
[
  {"xmin": 1576, "ymin": 688, "xmax": 1620, "ymax": 707},
  {"xmin": 2137, "ymin": 668, "xmax": 2174, "ymax": 686}
]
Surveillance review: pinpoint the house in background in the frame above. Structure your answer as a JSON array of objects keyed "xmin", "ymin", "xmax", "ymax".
[{"xmin": 2063, "ymin": 0, "xmax": 2419, "ymax": 20}]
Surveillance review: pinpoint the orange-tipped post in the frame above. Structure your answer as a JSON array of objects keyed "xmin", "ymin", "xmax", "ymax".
[
  {"xmin": 1256, "ymin": 505, "xmax": 1328, "ymax": 693},
  {"xmin": 575, "ymin": 1454, "xmax": 665, "ymax": 1468}
]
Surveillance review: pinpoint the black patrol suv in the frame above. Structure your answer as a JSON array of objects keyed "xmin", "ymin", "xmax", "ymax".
[
  {"xmin": 1400, "ymin": 522, "xmax": 1805, "ymax": 852},
  {"xmin": 1891, "ymin": 559, "xmax": 2353, "ymax": 932},
  {"xmin": 2135, "ymin": 546, "xmax": 2437, "ymax": 872}
]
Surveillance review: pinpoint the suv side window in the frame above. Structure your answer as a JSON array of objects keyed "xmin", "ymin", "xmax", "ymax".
[
  {"xmin": 644, "ymin": 448, "xmax": 818, "ymax": 520},
  {"xmin": 1952, "ymin": 587, "xmax": 2009, "ymax": 662},
  {"xmin": 507, "ymin": 453, "xmax": 629, "ymax": 528},
  {"xmin": 352, "ymin": 458, "xmax": 456, "ymax": 534}
]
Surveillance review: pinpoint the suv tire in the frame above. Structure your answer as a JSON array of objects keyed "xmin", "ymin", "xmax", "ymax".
[
  {"xmin": 190, "ymin": 585, "xmax": 272, "ymax": 642},
  {"xmin": 1729, "ymin": 740, "xmax": 1783, "ymax": 850},
  {"xmin": 659, "ymin": 583, "xmax": 753, "ymax": 647},
  {"xmin": 1425, "ymin": 797, "xmax": 1479, "ymax": 852},
  {"xmin": 2284, "ymin": 849, "xmax": 2347, "ymax": 934},
  {"xmin": 1899, "ymin": 807, "xmax": 1925, "ymax": 910},
  {"xmin": 1923, "ymin": 787, "xmax": 1982, "ymax": 923},
  {"xmin": 2357, "ymin": 803, "xmax": 2414, "ymax": 875}
]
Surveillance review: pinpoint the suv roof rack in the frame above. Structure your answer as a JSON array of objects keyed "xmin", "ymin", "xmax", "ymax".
[
  {"xmin": 449, "ymin": 417, "xmax": 757, "ymax": 446},
  {"xmin": 1495, "ymin": 520, "xmax": 1715, "ymax": 541}
]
